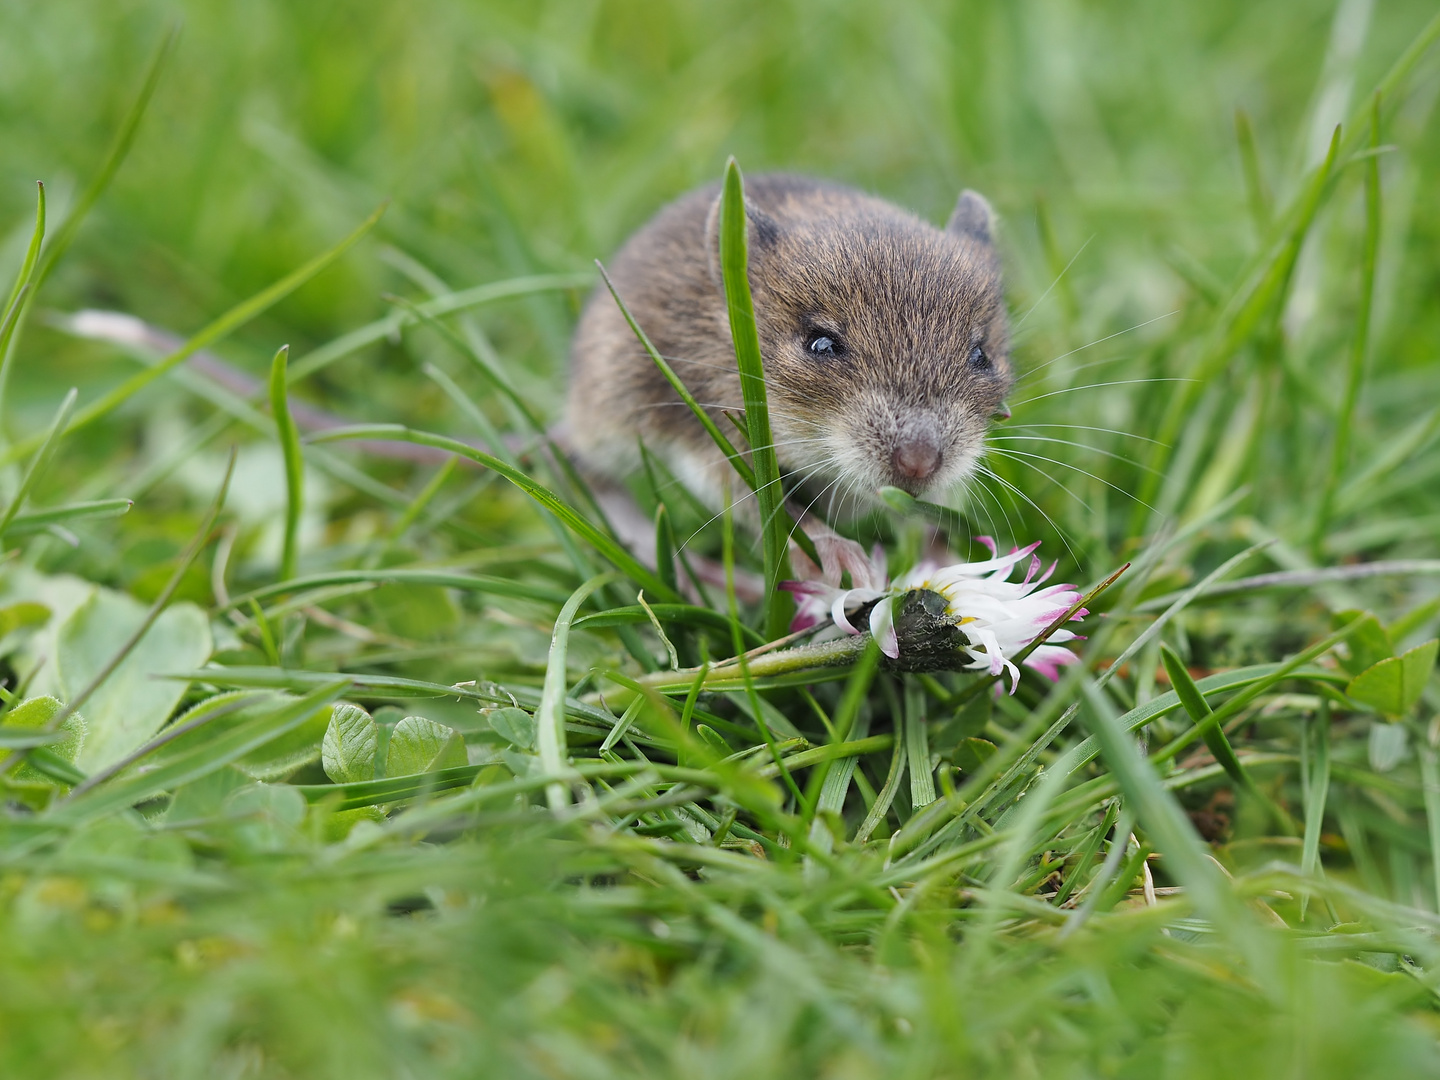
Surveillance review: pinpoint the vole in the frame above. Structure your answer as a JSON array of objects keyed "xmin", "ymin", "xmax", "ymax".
[{"xmin": 565, "ymin": 173, "xmax": 1012, "ymax": 574}]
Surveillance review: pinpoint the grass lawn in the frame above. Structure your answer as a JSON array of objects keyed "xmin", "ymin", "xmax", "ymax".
[{"xmin": 2, "ymin": 1, "xmax": 1440, "ymax": 1075}]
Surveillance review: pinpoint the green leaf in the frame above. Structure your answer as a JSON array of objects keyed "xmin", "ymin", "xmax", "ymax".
[
  {"xmin": 485, "ymin": 707, "xmax": 536, "ymax": 750},
  {"xmin": 954, "ymin": 737, "xmax": 998, "ymax": 774},
  {"xmin": 51, "ymin": 679, "xmax": 349, "ymax": 824},
  {"xmin": 1346, "ymin": 639, "xmax": 1438, "ymax": 717},
  {"xmin": 57, "ymin": 589, "xmax": 213, "ymax": 772},
  {"xmin": 1332, "ymin": 609, "xmax": 1392, "ymax": 676},
  {"xmin": 322, "ymin": 702, "xmax": 379, "ymax": 783},
  {"xmin": 0, "ymin": 600, "xmax": 51, "ymax": 638},
  {"xmin": 386, "ymin": 716, "xmax": 468, "ymax": 777},
  {"xmin": 156, "ymin": 691, "xmax": 332, "ymax": 782},
  {"xmin": 2, "ymin": 695, "xmax": 86, "ymax": 784}
]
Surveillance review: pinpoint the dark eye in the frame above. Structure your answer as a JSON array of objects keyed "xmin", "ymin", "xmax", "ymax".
[
  {"xmin": 807, "ymin": 334, "xmax": 839, "ymax": 357},
  {"xmin": 968, "ymin": 344, "xmax": 992, "ymax": 370}
]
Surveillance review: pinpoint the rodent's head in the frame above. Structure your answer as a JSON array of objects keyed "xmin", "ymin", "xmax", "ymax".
[{"xmin": 706, "ymin": 186, "xmax": 1011, "ymax": 514}]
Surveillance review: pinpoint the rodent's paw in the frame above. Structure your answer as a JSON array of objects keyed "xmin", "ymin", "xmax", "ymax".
[{"xmin": 802, "ymin": 531, "xmax": 887, "ymax": 591}]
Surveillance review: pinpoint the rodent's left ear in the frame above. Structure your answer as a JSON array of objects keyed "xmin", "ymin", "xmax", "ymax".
[
  {"xmin": 704, "ymin": 193, "xmax": 781, "ymax": 287},
  {"xmin": 946, "ymin": 189, "xmax": 997, "ymax": 247}
]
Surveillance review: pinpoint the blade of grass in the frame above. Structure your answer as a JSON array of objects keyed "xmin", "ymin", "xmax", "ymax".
[
  {"xmin": 0, "ymin": 26, "xmax": 176, "ymax": 416},
  {"xmin": 1, "ymin": 203, "xmax": 387, "ymax": 466},
  {"xmin": 1149, "ymin": 614, "xmax": 1369, "ymax": 767},
  {"xmin": 1077, "ymin": 677, "xmax": 1242, "ymax": 929},
  {"xmin": 1422, "ymin": 744, "xmax": 1440, "ymax": 916},
  {"xmin": 50, "ymin": 680, "xmax": 349, "ymax": 824},
  {"xmin": 1097, "ymin": 543, "xmax": 1269, "ymax": 690},
  {"xmin": 722, "ymin": 484, "xmax": 807, "ymax": 817},
  {"xmin": 220, "ymin": 568, "xmax": 569, "ymax": 610},
  {"xmin": 1299, "ymin": 698, "xmax": 1332, "ymax": 919},
  {"xmin": 596, "ymin": 261, "xmax": 754, "ymax": 490},
  {"xmin": 1235, "ymin": 108, "xmax": 1272, "ymax": 235},
  {"xmin": 3, "ymin": 499, "xmax": 133, "ymax": 534},
  {"xmin": 0, "ymin": 185, "xmax": 45, "ymax": 400},
  {"xmin": 1312, "ymin": 94, "xmax": 1382, "ymax": 556},
  {"xmin": 286, "ymin": 271, "xmax": 594, "ymax": 384},
  {"xmin": 905, "ymin": 681, "xmax": 936, "ymax": 810},
  {"xmin": 803, "ymin": 641, "xmax": 881, "ymax": 818},
  {"xmin": 1, "ymin": 183, "xmax": 44, "ymax": 322},
  {"xmin": 539, "ymin": 572, "xmax": 617, "ymax": 811},
  {"xmin": 854, "ymin": 730, "xmax": 905, "ymax": 845},
  {"xmin": 0, "ymin": 387, "xmax": 76, "ymax": 536},
  {"xmin": 269, "ymin": 345, "xmax": 303, "ymax": 582},
  {"xmin": 1160, "ymin": 643, "xmax": 1250, "ymax": 789},
  {"xmin": 307, "ymin": 423, "xmax": 682, "ymax": 603},
  {"xmin": 1135, "ymin": 127, "xmax": 1342, "ymax": 524},
  {"xmin": 719, "ymin": 159, "xmax": 792, "ymax": 638}
]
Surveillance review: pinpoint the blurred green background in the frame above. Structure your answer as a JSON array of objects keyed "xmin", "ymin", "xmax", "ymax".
[{"xmin": 3, "ymin": 0, "xmax": 1434, "ymax": 419}]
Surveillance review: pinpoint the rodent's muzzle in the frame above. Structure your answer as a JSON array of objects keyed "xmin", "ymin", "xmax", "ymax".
[{"xmin": 892, "ymin": 431, "xmax": 942, "ymax": 491}]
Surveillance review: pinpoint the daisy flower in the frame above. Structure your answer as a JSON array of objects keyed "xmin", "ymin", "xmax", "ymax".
[{"xmin": 780, "ymin": 538, "xmax": 1085, "ymax": 692}]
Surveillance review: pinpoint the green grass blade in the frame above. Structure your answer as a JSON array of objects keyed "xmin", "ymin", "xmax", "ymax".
[
  {"xmin": 50, "ymin": 680, "xmax": 349, "ymax": 824},
  {"xmin": 221, "ymin": 568, "xmax": 570, "ymax": 610},
  {"xmin": 1097, "ymin": 543, "xmax": 1267, "ymax": 690},
  {"xmin": 1313, "ymin": 94, "xmax": 1382, "ymax": 555},
  {"xmin": 1234, "ymin": 108, "xmax": 1271, "ymax": 236},
  {"xmin": 854, "ymin": 730, "xmax": 905, "ymax": 845},
  {"xmin": 1078, "ymin": 678, "xmax": 1241, "ymax": 928},
  {"xmin": 0, "ymin": 203, "xmax": 387, "ymax": 466},
  {"xmin": 388, "ymin": 293, "xmax": 543, "ymax": 434},
  {"xmin": 905, "ymin": 682, "xmax": 936, "ymax": 810},
  {"xmin": 1, "ymin": 182, "xmax": 44, "ymax": 319},
  {"xmin": 1136, "ymin": 126, "xmax": 1342, "ymax": 522},
  {"xmin": 1299, "ymin": 699, "xmax": 1332, "ymax": 919},
  {"xmin": 287, "ymin": 271, "xmax": 593, "ymax": 384},
  {"xmin": 1054, "ymin": 661, "xmax": 1349, "ymax": 778},
  {"xmin": 719, "ymin": 159, "xmax": 792, "ymax": 638},
  {"xmin": 0, "ymin": 387, "xmax": 77, "ymax": 536},
  {"xmin": 307, "ymin": 423, "xmax": 682, "ymax": 602},
  {"xmin": 295, "ymin": 763, "xmax": 483, "ymax": 810},
  {"xmin": 539, "ymin": 572, "xmax": 616, "ymax": 811},
  {"xmin": 0, "ymin": 27, "xmax": 175, "ymax": 417},
  {"xmin": 1422, "ymin": 745, "xmax": 1440, "ymax": 915},
  {"xmin": 596, "ymin": 260, "xmax": 755, "ymax": 490},
  {"xmin": 1159, "ymin": 643, "xmax": 1249, "ymax": 789},
  {"xmin": 3, "ymin": 498, "xmax": 133, "ymax": 534},
  {"xmin": 1150, "ymin": 615, "xmax": 1369, "ymax": 767},
  {"xmin": 268, "ymin": 345, "xmax": 303, "ymax": 582},
  {"xmin": 0, "ymin": 184, "xmax": 46, "ymax": 391}
]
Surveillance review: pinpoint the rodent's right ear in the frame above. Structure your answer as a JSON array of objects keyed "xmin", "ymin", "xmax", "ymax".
[
  {"xmin": 946, "ymin": 189, "xmax": 998, "ymax": 247},
  {"xmin": 704, "ymin": 192, "xmax": 781, "ymax": 287}
]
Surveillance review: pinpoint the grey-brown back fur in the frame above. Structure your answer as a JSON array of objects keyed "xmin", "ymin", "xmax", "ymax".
[{"xmin": 566, "ymin": 173, "xmax": 1012, "ymax": 520}]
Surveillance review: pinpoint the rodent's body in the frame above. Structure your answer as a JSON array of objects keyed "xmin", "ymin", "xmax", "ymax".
[{"xmin": 567, "ymin": 173, "xmax": 1012, "ymax": 523}]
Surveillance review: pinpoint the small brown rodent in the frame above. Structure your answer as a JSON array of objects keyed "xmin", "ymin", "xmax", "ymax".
[{"xmin": 566, "ymin": 173, "xmax": 1011, "ymax": 530}]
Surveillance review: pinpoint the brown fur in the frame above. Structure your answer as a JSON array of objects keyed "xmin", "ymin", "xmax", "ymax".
[{"xmin": 566, "ymin": 174, "xmax": 1011, "ymax": 523}]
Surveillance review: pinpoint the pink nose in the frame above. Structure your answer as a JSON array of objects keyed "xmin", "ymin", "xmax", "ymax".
[{"xmin": 893, "ymin": 436, "xmax": 940, "ymax": 482}]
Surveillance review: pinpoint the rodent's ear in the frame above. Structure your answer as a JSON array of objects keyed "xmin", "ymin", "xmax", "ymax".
[
  {"xmin": 946, "ymin": 189, "xmax": 997, "ymax": 247},
  {"xmin": 704, "ymin": 192, "xmax": 781, "ymax": 287}
]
